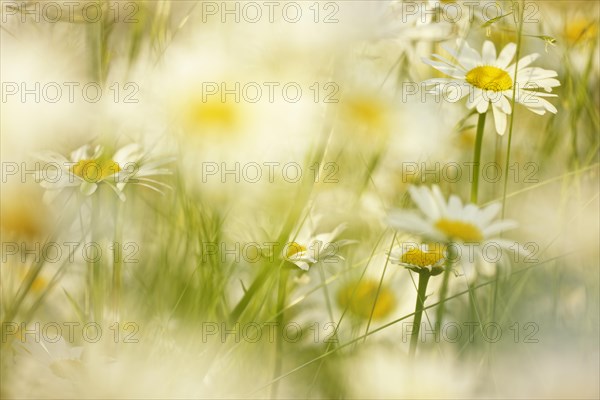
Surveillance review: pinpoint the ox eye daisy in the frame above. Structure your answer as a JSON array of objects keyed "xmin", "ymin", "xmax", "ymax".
[
  {"xmin": 36, "ymin": 144, "xmax": 173, "ymax": 203},
  {"xmin": 283, "ymin": 222, "xmax": 353, "ymax": 271},
  {"xmin": 13, "ymin": 336, "xmax": 84, "ymax": 380},
  {"xmin": 422, "ymin": 40, "xmax": 560, "ymax": 135},
  {"xmin": 390, "ymin": 243, "xmax": 446, "ymax": 276},
  {"xmin": 390, "ymin": 241, "xmax": 448, "ymax": 357},
  {"xmin": 387, "ymin": 185, "xmax": 527, "ymax": 349},
  {"xmin": 336, "ymin": 279, "xmax": 396, "ymax": 321},
  {"xmin": 423, "ymin": 40, "xmax": 560, "ymax": 202},
  {"xmin": 387, "ymin": 185, "xmax": 518, "ymax": 254}
]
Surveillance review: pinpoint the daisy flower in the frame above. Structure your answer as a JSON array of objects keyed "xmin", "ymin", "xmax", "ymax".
[
  {"xmin": 336, "ymin": 278, "xmax": 397, "ymax": 321},
  {"xmin": 36, "ymin": 143, "xmax": 173, "ymax": 203},
  {"xmin": 284, "ymin": 220, "xmax": 354, "ymax": 271},
  {"xmin": 387, "ymin": 185, "xmax": 523, "ymax": 277},
  {"xmin": 388, "ymin": 240, "xmax": 449, "ymax": 357},
  {"xmin": 422, "ymin": 40, "xmax": 560, "ymax": 135},
  {"xmin": 389, "ymin": 242, "xmax": 446, "ymax": 276},
  {"xmin": 13, "ymin": 335, "xmax": 84, "ymax": 380}
]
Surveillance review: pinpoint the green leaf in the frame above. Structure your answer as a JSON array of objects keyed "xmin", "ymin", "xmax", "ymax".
[{"xmin": 481, "ymin": 12, "xmax": 513, "ymax": 28}]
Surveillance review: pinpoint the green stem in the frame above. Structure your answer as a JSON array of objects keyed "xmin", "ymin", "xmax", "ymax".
[
  {"xmin": 88, "ymin": 196, "xmax": 102, "ymax": 323},
  {"xmin": 409, "ymin": 272, "xmax": 430, "ymax": 358},
  {"xmin": 112, "ymin": 257, "xmax": 121, "ymax": 320},
  {"xmin": 271, "ymin": 266, "xmax": 289, "ymax": 398},
  {"xmin": 364, "ymin": 232, "xmax": 396, "ymax": 342},
  {"xmin": 112, "ymin": 201, "xmax": 123, "ymax": 322},
  {"xmin": 501, "ymin": 0, "xmax": 525, "ymax": 219},
  {"xmin": 434, "ymin": 245, "xmax": 454, "ymax": 339},
  {"xmin": 471, "ymin": 112, "xmax": 487, "ymax": 204},
  {"xmin": 318, "ymin": 263, "xmax": 338, "ymax": 349}
]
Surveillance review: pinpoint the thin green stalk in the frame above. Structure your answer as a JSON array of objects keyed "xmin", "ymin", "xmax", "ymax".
[
  {"xmin": 364, "ymin": 232, "xmax": 396, "ymax": 342},
  {"xmin": 494, "ymin": 134, "xmax": 503, "ymax": 198},
  {"xmin": 112, "ymin": 201, "xmax": 123, "ymax": 322},
  {"xmin": 495, "ymin": 0, "xmax": 525, "ymax": 347},
  {"xmin": 318, "ymin": 263, "xmax": 338, "ymax": 348},
  {"xmin": 88, "ymin": 196, "xmax": 102, "ymax": 323},
  {"xmin": 1, "ymin": 233, "xmax": 58, "ymax": 325},
  {"xmin": 111, "ymin": 253, "xmax": 122, "ymax": 321},
  {"xmin": 501, "ymin": 0, "xmax": 525, "ymax": 218},
  {"xmin": 409, "ymin": 272, "xmax": 430, "ymax": 358},
  {"xmin": 471, "ymin": 112, "xmax": 488, "ymax": 204},
  {"xmin": 434, "ymin": 245, "xmax": 454, "ymax": 339},
  {"xmin": 491, "ymin": 267, "xmax": 500, "ymax": 324},
  {"xmin": 0, "ymin": 192, "xmax": 77, "ymax": 329},
  {"xmin": 271, "ymin": 266, "xmax": 290, "ymax": 399}
]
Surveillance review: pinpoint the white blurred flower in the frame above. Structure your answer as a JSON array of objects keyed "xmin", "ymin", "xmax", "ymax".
[
  {"xmin": 36, "ymin": 143, "xmax": 172, "ymax": 202},
  {"xmin": 284, "ymin": 219, "xmax": 354, "ymax": 271},
  {"xmin": 342, "ymin": 346, "xmax": 473, "ymax": 398},
  {"xmin": 13, "ymin": 335, "xmax": 83, "ymax": 380},
  {"xmin": 423, "ymin": 40, "xmax": 560, "ymax": 134},
  {"xmin": 7, "ymin": 334, "xmax": 254, "ymax": 399}
]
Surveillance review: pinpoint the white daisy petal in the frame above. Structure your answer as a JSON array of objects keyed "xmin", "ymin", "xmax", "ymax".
[
  {"xmin": 113, "ymin": 143, "xmax": 143, "ymax": 165},
  {"xmin": 492, "ymin": 103, "xmax": 508, "ymax": 135},
  {"xmin": 79, "ymin": 181, "xmax": 98, "ymax": 196},
  {"xmin": 515, "ymin": 53, "xmax": 540, "ymax": 69},
  {"xmin": 481, "ymin": 40, "xmax": 497, "ymax": 64},
  {"xmin": 483, "ymin": 220, "xmax": 518, "ymax": 236},
  {"xmin": 475, "ymin": 98, "xmax": 490, "ymax": 114},
  {"xmin": 479, "ymin": 203, "xmax": 502, "ymax": 225},
  {"xmin": 496, "ymin": 43, "xmax": 517, "ymax": 69},
  {"xmin": 422, "ymin": 58, "xmax": 465, "ymax": 78}
]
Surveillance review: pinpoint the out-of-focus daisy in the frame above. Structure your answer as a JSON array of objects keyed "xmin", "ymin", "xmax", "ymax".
[
  {"xmin": 341, "ymin": 347, "xmax": 473, "ymax": 398},
  {"xmin": 0, "ymin": 183, "xmax": 50, "ymax": 240},
  {"xmin": 13, "ymin": 335, "xmax": 84, "ymax": 380},
  {"xmin": 284, "ymin": 221, "xmax": 354, "ymax": 271},
  {"xmin": 387, "ymin": 185, "xmax": 522, "ymax": 277},
  {"xmin": 422, "ymin": 40, "xmax": 560, "ymax": 134},
  {"xmin": 37, "ymin": 144, "xmax": 172, "ymax": 202},
  {"xmin": 563, "ymin": 17, "xmax": 598, "ymax": 47},
  {"xmin": 389, "ymin": 242, "xmax": 446, "ymax": 276},
  {"xmin": 336, "ymin": 278, "xmax": 396, "ymax": 321}
]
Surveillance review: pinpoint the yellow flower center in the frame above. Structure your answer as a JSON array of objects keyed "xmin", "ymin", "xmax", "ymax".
[
  {"xmin": 348, "ymin": 100, "xmax": 382, "ymax": 123},
  {"xmin": 195, "ymin": 102, "xmax": 237, "ymax": 125},
  {"xmin": 1, "ymin": 191, "xmax": 49, "ymax": 238},
  {"xmin": 29, "ymin": 275, "xmax": 48, "ymax": 293},
  {"xmin": 337, "ymin": 280, "xmax": 396, "ymax": 320},
  {"xmin": 435, "ymin": 218, "xmax": 483, "ymax": 242},
  {"xmin": 14, "ymin": 269, "xmax": 47, "ymax": 293},
  {"xmin": 466, "ymin": 66, "xmax": 513, "ymax": 91},
  {"xmin": 342, "ymin": 95, "xmax": 388, "ymax": 131},
  {"xmin": 184, "ymin": 97, "xmax": 240, "ymax": 133},
  {"xmin": 400, "ymin": 246, "xmax": 445, "ymax": 268},
  {"xmin": 286, "ymin": 242, "xmax": 307, "ymax": 258},
  {"xmin": 71, "ymin": 159, "xmax": 120, "ymax": 183}
]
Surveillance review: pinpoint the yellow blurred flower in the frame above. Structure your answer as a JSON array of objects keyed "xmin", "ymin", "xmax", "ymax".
[{"xmin": 337, "ymin": 279, "xmax": 396, "ymax": 320}]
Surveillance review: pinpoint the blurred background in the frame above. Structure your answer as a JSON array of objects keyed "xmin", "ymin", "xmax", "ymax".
[{"xmin": 1, "ymin": 1, "xmax": 598, "ymax": 398}]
